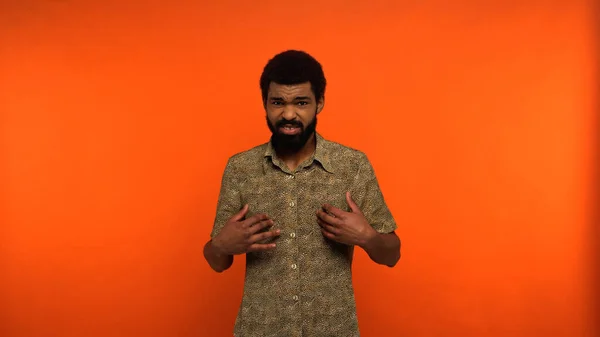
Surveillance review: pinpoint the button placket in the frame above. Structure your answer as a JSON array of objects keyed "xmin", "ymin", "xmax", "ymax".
[{"xmin": 289, "ymin": 170, "xmax": 300, "ymax": 312}]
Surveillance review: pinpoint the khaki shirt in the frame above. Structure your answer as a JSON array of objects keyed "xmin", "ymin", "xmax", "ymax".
[{"xmin": 211, "ymin": 133, "xmax": 397, "ymax": 337}]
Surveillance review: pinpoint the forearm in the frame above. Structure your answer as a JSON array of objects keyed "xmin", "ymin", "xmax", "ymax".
[
  {"xmin": 203, "ymin": 239, "xmax": 234, "ymax": 273},
  {"xmin": 361, "ymin": 232, "xmax": 401, "ymax": 267}
]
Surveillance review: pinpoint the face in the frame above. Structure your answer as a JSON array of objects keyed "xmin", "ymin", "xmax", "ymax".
[{"xmin": 265, "ymin": 82, "xmax": 324, "ymax": 153}]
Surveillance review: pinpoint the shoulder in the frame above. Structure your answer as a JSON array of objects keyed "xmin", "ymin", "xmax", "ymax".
[
  {"xmin": 224, "ymin": 142, "xmax": 269, "ymax": 173},
  {"xmin": 321, "ymin": 137, "xmax": 372, "ymax": 172},
  {"xmin": 326, "ymin": 139, "xmax": 367, "ymax": 159}
]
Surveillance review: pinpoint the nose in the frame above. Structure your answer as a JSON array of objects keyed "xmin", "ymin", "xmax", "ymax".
[{"xmin": 281, "ymin": 103, "xmax": 296, "ymax": 120}]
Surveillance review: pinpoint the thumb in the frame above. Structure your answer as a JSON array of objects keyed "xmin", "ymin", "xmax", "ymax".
[
  {"xmin": 346, "ymin": 192, "xmax": 361, "ymax": 213},
  {"xmin": 232, "ymin": 204, "xmax": 249, "ymax": 221}
]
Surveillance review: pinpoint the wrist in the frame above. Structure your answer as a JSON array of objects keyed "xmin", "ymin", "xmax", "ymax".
[
  {"xmin": 360, "ymin": 228, "xmax": 379, "ymax": 251},
  {"xmin": 211, "ymin": 238, "xmax": 227, "ymax": 256}
]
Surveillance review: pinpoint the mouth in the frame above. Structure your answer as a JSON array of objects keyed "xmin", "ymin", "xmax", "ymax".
[{"xmin": 279, "ymin": 125, "xmax": 301, "ymax": 135}]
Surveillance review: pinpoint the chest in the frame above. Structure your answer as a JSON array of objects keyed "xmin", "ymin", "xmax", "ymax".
[{"xmin": 239, "ymin": 168, "xmax": 352, "ymax": 229}]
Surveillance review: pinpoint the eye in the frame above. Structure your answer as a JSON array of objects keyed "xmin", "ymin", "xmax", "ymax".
[
  {"xmin": 271, "ymin": 101, "xmax": 283, "ymax": 106},
  {"xmin": 297, "ymin": 101, "xmax": 308, "ymax": 106}
]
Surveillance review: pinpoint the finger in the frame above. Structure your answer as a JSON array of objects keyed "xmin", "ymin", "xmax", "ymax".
[
  {"xmin": 345, "ymin": 192, "xmax": 361, "ymax": 213},
  {"xmin": 250, "ymin": 228, "xmax": 281, "ymax": 243},
  {"xmin": 247, "ymin": 218, "xmax": 274, "ymax": 234},
  {"xmin": 321, "ymin": 229, "xmax": 336, "ymax": 240},
  {"xmin": 317, "ymin": 218, "xmax": 339, "ymax": 235},
  {"xmin": 247, "ymin": 243, "xmax": 277, "ymax": 252},
  {"xmin": 242, "ymin": 213, "xmax": 270, "ymax": 227},
  {"xmin": 322, "ymin": 204, "xmax": 347, "ymax": 219},
  {"xmin": 316, "ymin": 209, "xmax": 344, "ymax": 226},
  {"xmin": 231, "ymin": 204, "xmax": 249, "ymax": 221}
]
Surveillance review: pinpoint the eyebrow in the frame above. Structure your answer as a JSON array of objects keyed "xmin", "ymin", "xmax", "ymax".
[
  {"xmin": 269, "ymin": 96, "xmax": 312, "ymax": 101},
  {"xmin": 294, "ymin": 96, "xmax": 311, "ymax": 101}
]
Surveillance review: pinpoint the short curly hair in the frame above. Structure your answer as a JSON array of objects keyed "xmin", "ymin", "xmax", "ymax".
[{"xmin": 260, "ymin": 50, "xmax": 327, "ymax": 105}]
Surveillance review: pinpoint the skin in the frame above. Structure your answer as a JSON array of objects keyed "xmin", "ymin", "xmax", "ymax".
[
  {"xmin": 265, "ymin": 81, "xmax": 323, "ymax": 171},
  {"xmin": 204, "ymin": 82, "xmax": 400, "ymax": 272},
  {"xmin": 204, "ymin": 205, "xmax": 280, "ymax": 273},
  {"xmin": 318, "ymin": 192, "xmax": 401, "ymax": 267}
]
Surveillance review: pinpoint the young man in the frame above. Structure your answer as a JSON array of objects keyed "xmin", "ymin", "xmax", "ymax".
[{"xmin": 203, "ymin": 50, "xmax": 401, "ymax": 337}]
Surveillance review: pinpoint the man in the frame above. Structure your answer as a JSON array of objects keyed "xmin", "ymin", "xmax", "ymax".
[{"xmin": 203, "ymin": 50, "xmax": 401, "ymax": 337}]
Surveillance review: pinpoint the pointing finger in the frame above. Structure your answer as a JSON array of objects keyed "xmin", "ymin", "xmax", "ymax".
[
  {"xmin": 248, "ymin": 219, "xmax": 274, "ymax": 234},
  {"xmin": 231, "ymin": 204, "xmax": 249, "ymax": 221},
  {"xmin": 322, "ymin": 204, "xmax": 347, "ymax": 219},
  {"xmin": 317, "ymin": 218, "xmax": 339, "ymax": 235},
  {"xmin": 250, "ymin": 228, "xmax": 281, "ymax": 243},
  {"xmin": 243, "ymin": 213, "xmax": 270, "ymax": 227},
  {"xmin": 316, "ymin": 209, "xmax": 343, "ymax": 226},
  {"xmin": 345, "ymin": 192, "xmax": 361, "ymax": 213},
  {"xmin": 247, "ymin": 243, "xmax": 277, "ymax": 252}
]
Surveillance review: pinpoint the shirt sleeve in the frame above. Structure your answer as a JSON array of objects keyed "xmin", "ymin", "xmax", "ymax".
[
  {"xmin": 210, "ymin": 157, "xmax": 243, "ymax": 239},
  {"xmin": 351, "ymin": 153, "xmax": 397, "ymax": 234}
]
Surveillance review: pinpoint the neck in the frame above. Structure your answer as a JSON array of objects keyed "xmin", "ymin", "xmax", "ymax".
[{"xmin": 274, "ymin": 132, "xmax": 317, "ymax": 171}]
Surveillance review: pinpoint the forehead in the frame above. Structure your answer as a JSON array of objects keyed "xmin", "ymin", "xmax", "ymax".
[{"xmin": 267, "ymin": 82, "xmax": 314, "ymax": 99}]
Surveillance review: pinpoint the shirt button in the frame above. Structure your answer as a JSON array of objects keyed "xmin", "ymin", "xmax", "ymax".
[
  {"xmin": 292, "ymin": 295, "xmax": 299, "ymax": 301},
  {"xmin": 287, "ymin": 175, "xmax": 294, "ymax": 179},
  {"xmin": 291, "ymin": 263, "xmax": 297, "ymax": 270},
  {"xmin": 290, "ymin": 232, "xmax": 296, "ymax": 238},
  {"xmin": 289, "ymin": 201, "xmax": 295, "ymax": 207}
]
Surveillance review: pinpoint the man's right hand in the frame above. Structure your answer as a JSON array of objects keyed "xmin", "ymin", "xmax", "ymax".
[{"xmin": 212, "ymin": 204, "xmax": 280, "ymax": 255}]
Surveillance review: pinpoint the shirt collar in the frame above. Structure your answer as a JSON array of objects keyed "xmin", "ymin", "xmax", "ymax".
[{"xmin": 263, "ymin": 132, "xmax": 334, "ymax": 174}]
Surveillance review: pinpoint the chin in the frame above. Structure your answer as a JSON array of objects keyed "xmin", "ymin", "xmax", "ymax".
[
  {"xmin": 276, "ymin": 133, "xmax": 302, "ymax": 141},
  {"xmin": 275, "ymin": 135, "xmax": 303, "ymax": 147},
  {"xmin": 272, "ymin": 133, "xmax": 306, "ymax": 152}
]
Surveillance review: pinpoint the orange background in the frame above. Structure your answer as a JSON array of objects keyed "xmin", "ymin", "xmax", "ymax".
[{"xmin": 1, "ymin": 1, "xmax": 597, "ymax": 336}]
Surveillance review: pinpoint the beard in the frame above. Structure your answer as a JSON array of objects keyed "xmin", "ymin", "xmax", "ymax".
[{"xmin": 266, "ymin": 114, "xmax": 317, "ymax": 155}]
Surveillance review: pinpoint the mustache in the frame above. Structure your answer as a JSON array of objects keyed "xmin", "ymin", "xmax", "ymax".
[{"xmin": 275, "ymin": 119, "xmax": 303, "ymax": 129}]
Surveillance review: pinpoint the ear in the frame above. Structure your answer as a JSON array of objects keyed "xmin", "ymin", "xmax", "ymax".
[{"xmin": 316, "ymin": 97, "xmax": 325, "ymax": 114}]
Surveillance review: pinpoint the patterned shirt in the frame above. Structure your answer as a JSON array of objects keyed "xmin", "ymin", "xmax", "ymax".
[{"xmin": 210, "ymin": 133, "xmax": 397, "ymax": 337}]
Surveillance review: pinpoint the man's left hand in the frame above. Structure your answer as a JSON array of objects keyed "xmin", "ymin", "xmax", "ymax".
[{"xmin": 316, "ymin": 191, "xmax": 378, "ymax": 247}]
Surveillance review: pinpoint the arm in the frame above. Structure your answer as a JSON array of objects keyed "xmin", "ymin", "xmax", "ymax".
[
  {"xmin": 315, "ymin": 154, "xmax": 402, "ymax": 267},
  {"xmin": 205, "ymin": 206, "xmax": 278, "ymax": 273},
  {"xmin": 203, "ymin": 159, "xmax": 279, "ymax": 273},
  {"xmin": 318, "ymin": 192, "xmax": 401, "ymax": 268},
  {"xmin": 352, "ymin": 154, "xmax": 401, "ymax": 267},
  {"xmin": 361, "ymin": 231, "xmax": 401, "ymax": 267},
  {"xmin": 203, "ymin": 239, "xmax": 233, "ymax": 273},
  {"xmin": 203, "ymin": 158, "xmax": 241, "ymax": 273}
]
